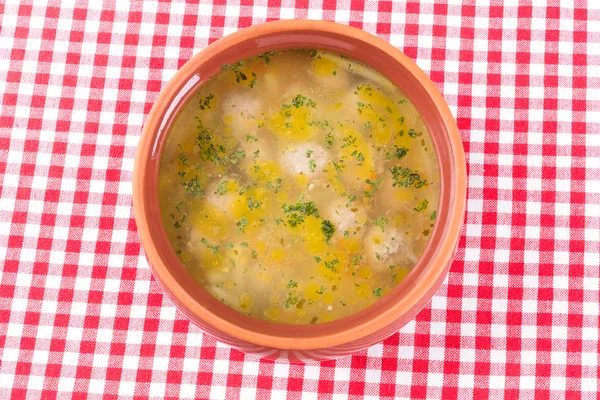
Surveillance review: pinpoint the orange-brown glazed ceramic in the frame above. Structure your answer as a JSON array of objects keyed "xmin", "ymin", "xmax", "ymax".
[{"xmin": 133, "ymin": 20, "xmax": 466, "ymax": 362}]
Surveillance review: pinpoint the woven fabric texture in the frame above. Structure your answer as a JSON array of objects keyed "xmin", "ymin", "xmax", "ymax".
[{"xmin": 1, "ymin": 1, "xmax": 599, "ymax": 399}]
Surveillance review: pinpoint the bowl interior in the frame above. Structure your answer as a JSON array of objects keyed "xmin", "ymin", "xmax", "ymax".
[{"xmin": 135, "ymin": 20, "xmax": 465, "ymax": 350}]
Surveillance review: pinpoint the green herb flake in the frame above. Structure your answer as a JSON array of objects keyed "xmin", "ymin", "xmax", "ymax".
[
  {"xmin": 325, "ymin": 132, "xmax": 335, "ymax": 148},
  {"xmin": 199, "ymin": 93, "xmax": 214, "ymax": 110},
  {"xmin": 228, "ymin": 149, "xmax": 246, "ymax": 165},
  {"xmin": 341, "ymin": 135, "xmax": 356, "ymax": 148},
  {"xmin": 430, "ymin": 210, "xmax": 437, "ymax": 220},
  {"xmin": 324, "ymin": 258, "xmax": 340, "ymax": 271},
  {"xmin": 285, "ymin": 293, "xmax": 299, "ymax": 308},
  {"xmin": 364, "ymin": 178, "xmax": 384, "ymax": 198},
  {"xmin": 249, "ymin": 71, "xmax": 257, "ymax": 88},
  {"xmin": 414, "ymin": 199, "xmax": 429, "ymax": 212},
  {"xmin": 178, "ymin": 153, "xmax": 190, "ymax": 166},
  {"xmin": 321, "ymin": 219, "xmax": 335, "ymax": 243},
  {"xmin": 222, "ymin": 61, "xmax": 247, "ymax": 83},
  {"xmin": 372, "ymin": 288, "xmax": 383, "ymax": 297},
  {"xmin": 215, "ymin": 180, "xmax": 229, "ymax": 195},
  {"xmin": 236, "ymin": 217, "xmax": 249, "ymax": 235},
  {"xmin": 332, "ymin": 160, "xmax": 345, "ymax": 173},
  {"xmin": 389, "ymin": 167, "xmax": 427, "ymax": 188},
  {"xmin": 286, "ymin": 280, "xmax": 298, "ymax": 289},
  {"xmin": 245, "ymin": 197, "xmax": 260, "ymax": 211},
  {"xmin": 183, "ymin": 175, "xmax": 203, "ymax": 197},
  {"xmin": 351, "ymin": 150, "xmax": 365, "ymax": 166},
  {"xmin": 374, "ymin": 216, "xmax": 389, "ymax": 232},
  {"xmin": 246, "ymin": 135, "xmax": 258, "ymax": 143},
  {"xmin": 257, "ymin": 50, "xmax": 276, "ymax": 64},
  {"xmin": 290, "ymin": 94, "xmax": 317, "ymax": 109},
  {"xmin": 281, "ymin": 202, "xmax": 320, "ymax": 227},
  {"xmin": 200, "ymin": 238, "xmax": 220, "ymax": 254},
  {"xmin": 387, "ymin": 145, "xmax": 409, "ymax": 160}
]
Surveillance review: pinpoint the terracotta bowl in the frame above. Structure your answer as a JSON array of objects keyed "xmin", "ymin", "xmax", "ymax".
[{"xmin": 133, "ymin": 20, "xmax": 466, "ymax": 362}]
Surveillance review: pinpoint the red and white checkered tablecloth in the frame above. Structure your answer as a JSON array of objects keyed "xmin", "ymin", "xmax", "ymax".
[{"xmin": 1, "ymin": 0, "xmax": 599, "ymax": 398}]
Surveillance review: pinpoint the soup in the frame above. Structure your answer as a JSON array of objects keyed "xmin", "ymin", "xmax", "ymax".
[{"xmin": 158, "ymin": 50, "xmax": 439, "ymax": 324}]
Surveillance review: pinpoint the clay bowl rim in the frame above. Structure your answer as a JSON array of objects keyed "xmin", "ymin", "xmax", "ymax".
[{"xmin": 133, "ymin": 20, "xmax": 466, "ymax": 351}]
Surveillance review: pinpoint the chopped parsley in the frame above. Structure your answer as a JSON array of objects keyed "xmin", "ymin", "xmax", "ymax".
[
  {"xmin": 372, "ymin": 288, "xmax": 383, "ymax": 297},
  {"xmin": 374, "ymin": 216, "xmax": 389, "ymax": 232},
  {"xmin": 286, "ymin": 280, "xmax": 298, "ymax": 289},
  {"xmin": 321, "ymin": 219, "xmax": 335, "ymax": 243},
  {"xmin": 325, "ymin": 132, "xmax": 335, "ymax": 147},
  {"xmin": 228, "ymin": 149, "xmax": 246, "ymax": 165},
  {"xmin": 289, "ymin": 94, "xmax": 317, "ymax": 109},
  {"xmin": 246, "ymin": 135, "xmax": 258, "ymax": 143},
  {"xmin": 351, "ymin": 150, "xmax": 365, "ymax": 166},
  {"xmin": 222, "ymin": 61, "xmax": 248, "ymax": 83},
  {"xmin": 414, "ymin": 199, "xmax": 429, "ymax": 212},
  {"xmin": 200, "ymin": 238, "xmax": 220, "ymax": 254},
  {"xmin": 215, "ymin": 180, "xmax": 229, "ymax": 195},
  {"xmin": 431, "ymin": 211, "xmax": 437, "ymax": 220},
  {"xmin": 408, "ymin": 129, "xmax": 420, "ymax": 138},
  {"xmin": 387, "ymin": 145, "xmax": 408, "ymax": 160},
  {"xmin": 247, "ymin": 197, "xmax": 262, "ymax": 211},
  {"xmin": 324, "ymin": 258, "xmax": 340, "ymax": 271},
  {"xmin": 285, "ymin": 294, "xmax": 299, "ymax": 308},
  {"xmin": 236, "ymin": 217, "xmax": 249, "ymax": 235},
  {"xmin": 249, "ymin": 71, "xmax": 257, "ymax": 88},
  {"xmin": 257, "ymin": 51, "xmax": 276, "ymax": 64},
  {"xmin": 357, "ymin": 101, "xmax": 372, "ymax": 114},
  {"xmin": 199, "ymin": 93, "xmax": 214, "ymax": 110},
  {"xmin": 282, "ymin": 202, "xmax": 320, "ymax": 227},
  {"xmin": 178, "ymin": 153, "xmax": 190, "ymax": 166},
  {"xmin": 389, "ymin": 167, "xmax": 427, "ymax": 188},
  {"xmin": 341, "ymin": 135, "xmax": 356, "ymax": 148},
  {"xmin": 332, "ymin": 160, "xmax": 345, "ymax": 173},
  {"xmin": 183, "ymin": 175, "xmax": 202, "ymax": 197},
  {"xmin": 364, "ymin": 178, "xmax": 384, "ymax": 198}
]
